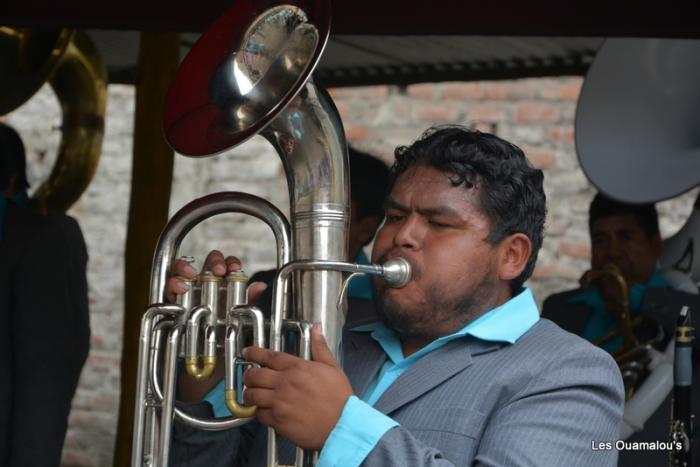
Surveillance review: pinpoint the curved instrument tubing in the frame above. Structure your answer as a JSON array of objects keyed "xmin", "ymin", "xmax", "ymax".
[
  {"xmin": 0, "ymin": 28, "xmax": 107, "ymax": 212},
  {"xmin": 0, "ymin": 28, "xmax": 72, "ymax": 115}
]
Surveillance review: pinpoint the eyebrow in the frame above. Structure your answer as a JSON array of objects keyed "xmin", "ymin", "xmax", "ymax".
[
  {"xmin": 591, "ymin": 227, "xmax": 636, "ymax": 236},
  {"xmin": 383, "ymin": 197, "xmax": 464, "ymax": 219}
]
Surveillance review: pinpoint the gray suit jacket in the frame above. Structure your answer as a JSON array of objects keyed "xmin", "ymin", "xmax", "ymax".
[{"xmin": 172, "ymin": 318, "xmax": 624, "ymax": 466}]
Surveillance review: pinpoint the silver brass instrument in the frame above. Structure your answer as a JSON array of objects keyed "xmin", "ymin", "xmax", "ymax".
[{"xmin": 131, "ymin": 3, "xmax": 411, "ymax": 466}]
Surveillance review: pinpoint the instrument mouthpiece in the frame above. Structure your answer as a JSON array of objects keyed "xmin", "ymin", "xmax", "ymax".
[{"xmin": 382, "ymin": 257, "xmax": 412, "ymax": 288}]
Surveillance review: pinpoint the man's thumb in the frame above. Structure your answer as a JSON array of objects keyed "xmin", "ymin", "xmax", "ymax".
[{"xmin": 311, "ymin": 323, "xmax": 339, "ymax": 367}]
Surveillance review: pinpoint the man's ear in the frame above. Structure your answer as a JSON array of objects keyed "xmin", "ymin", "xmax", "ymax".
[{"xmin": 497, "ymin": 233, "xmax": 532, "ymax": 282}]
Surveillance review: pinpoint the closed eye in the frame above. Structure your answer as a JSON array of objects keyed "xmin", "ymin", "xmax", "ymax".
[
  {"xmin": 385, "ymin": 215, "xmax": 405, "ymax": 223},
  {"xmin": 430, "ymin": 220, "xmax": 451, "ymax": 228}
]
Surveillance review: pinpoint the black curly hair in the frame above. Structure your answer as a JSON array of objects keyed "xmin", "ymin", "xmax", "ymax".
[
  {"xmin": 588, "ymin": 193, "xmax": 658, "ymax": 238},
  {"xmin": 390, "ymin": 125, "xmax": 547, "ymax": 292}
]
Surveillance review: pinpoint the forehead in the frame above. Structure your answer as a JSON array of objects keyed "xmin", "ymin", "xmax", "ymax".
[
  {"xmin": 390, "ymin": 164, "xmax": 483, "ymax": 214},
  {"xmin": 590, "ymin": 213, "xmax": 646, "ymax": 235}
]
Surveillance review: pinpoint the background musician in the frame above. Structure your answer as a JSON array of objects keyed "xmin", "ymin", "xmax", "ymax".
[
  {"xmin": 0, "ymin": 122, "xmax": 91, "ymax": 467},
  {"xmin": 542, "ymin": 192, "xmax": 700, "ymax": 466}
]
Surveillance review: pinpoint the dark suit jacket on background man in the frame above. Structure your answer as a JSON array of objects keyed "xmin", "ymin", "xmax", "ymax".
[{"xmin": 0, "ymin": 201, "xmax": 90, "ymax": 466}]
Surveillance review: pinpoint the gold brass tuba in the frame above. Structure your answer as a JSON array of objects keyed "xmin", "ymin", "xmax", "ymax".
[
  {"xmin": 130, "ymin": 2, "xmax": 411, "ymax": 466},
  {"xmin": 0, "ymin": 27, "xmax": 107, "ymax": 212}
]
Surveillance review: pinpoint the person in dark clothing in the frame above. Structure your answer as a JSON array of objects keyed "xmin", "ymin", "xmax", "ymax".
[
  {"xmin": 542, "ymin": 192, "xmax": 700, "ymax": 467},
  {"xmin": 0, "ymin": 122, "xmax": 90, "ymax": 467},
  {"xmin": 543, "ymin": 194, "xmax": 698, "ymax": 348}
]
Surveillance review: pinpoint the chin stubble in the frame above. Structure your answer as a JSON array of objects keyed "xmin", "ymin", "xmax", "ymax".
[{"xmin": 372, "ymin": 266, "xmax": 498, "ymax": 340}]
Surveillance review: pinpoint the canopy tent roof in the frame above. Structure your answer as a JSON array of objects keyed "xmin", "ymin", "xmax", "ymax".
[
  {"xmin": 94, "ymin": 32, "xmax": 603, "ymax": 86},
  {"xmin": 3, "ymin": 1, "xmax": 698, "ymax": 36},
  {"xmin": 3, "ymin": 1, "xmax": 698, "ymax": 87}
]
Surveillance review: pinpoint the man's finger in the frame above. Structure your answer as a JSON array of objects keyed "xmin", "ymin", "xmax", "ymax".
[
  {"xmin": 165, "ymin": 277, "xmax": 190, "ymax": 302},
  {"xmin": 244, "ymin": 366, "xmax": 280, "ymax": 390},
  {"xmin": 243, "ymin": 387, "xmax": 276, "ymax": 408},
  {"xmin": 225, "ymin": 256, "xmax": 242, "ymax": 272},
  {"xmin": 310, "ymin": 323, "xmax": 339, "ymax": 367},
  {"xmin": 254, "ymin": 407, "xmax": 277, "ymax": 428},
  {"xmin": 243, "ymin": 346, "xmax": 300, "ymax": 370},
  {"xmin": 172, "ymin": 259, "xmax": 198, "ymax": 279},
  {"xmin": 246, "ymin": 281, "xmax": 268, "ymax": 305},
  {"xmin": 203, "ymin": 250, "xmax": 227, "ymax": 276}
]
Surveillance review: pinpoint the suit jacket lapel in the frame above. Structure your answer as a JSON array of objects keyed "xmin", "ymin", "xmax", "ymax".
[
  {"xmin": 373, "ymin": 337, "xmax": 502, "ymax": 415},
  {"xmin": 343, "ymin": 329, "xmax": 387, "ymax": 396}
]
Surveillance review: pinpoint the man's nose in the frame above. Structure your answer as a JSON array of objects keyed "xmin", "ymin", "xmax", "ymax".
[
  {"xmin": 607, "ymin": 237, "xmax": 623, "ymax": 258},
  {"xmin": 393, "ymin": 215, "xmax": 423, "ymax": 250}
]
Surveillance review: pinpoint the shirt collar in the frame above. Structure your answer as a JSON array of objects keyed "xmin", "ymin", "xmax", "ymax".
[
  {"xmin": 463, "ymin": 287, "xmax": 540, "ymax": 343},
  {"xmin": 568, "ymin": 270, "xmax": 669, "ymax": 350},
  {"xmin": 567, "ymin": 269, "xmax": 669, "ymax": 312},
  {"xmin": 352, "ymin": 287, "xmax": 540, "ymax": 346}
]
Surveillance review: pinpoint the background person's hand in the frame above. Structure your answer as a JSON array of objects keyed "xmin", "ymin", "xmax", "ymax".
[
  {"xmin": 597, "ymin": 275, "xmax": 627, "ymax": 319},
  {"xmin": 579, "ymin": 268, "xmax": 626, "ymax": 319}
]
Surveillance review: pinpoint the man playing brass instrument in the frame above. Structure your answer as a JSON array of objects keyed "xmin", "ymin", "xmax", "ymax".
[
  {"xmin": 168, "ymin": 126, "xmax": 624, "ymax": 466},
  {"xmin": 543, "ymin": 194, "xmax": 693, "ymax": 352},
  {"xmin": 543, "ymin": 193, "xmax": 700, "ymax": 466},
  {"xmin": 0, "ymin": 123, "xmax": 91, "ymax": 466}
]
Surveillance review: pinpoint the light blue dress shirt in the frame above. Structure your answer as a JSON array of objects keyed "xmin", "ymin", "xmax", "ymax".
[{"xmin": 317, "ymin": 287, "xmax": 540, "ymax": 466}]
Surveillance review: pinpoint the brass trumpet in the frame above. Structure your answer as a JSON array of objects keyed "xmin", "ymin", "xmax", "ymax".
[
  {"xmin": 589, "ymin": 263, "xmax": 637, "ymax": 357},
  {"xmin": 588, "ymin": 264, "xmax": 669, "ymax": 406}
]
